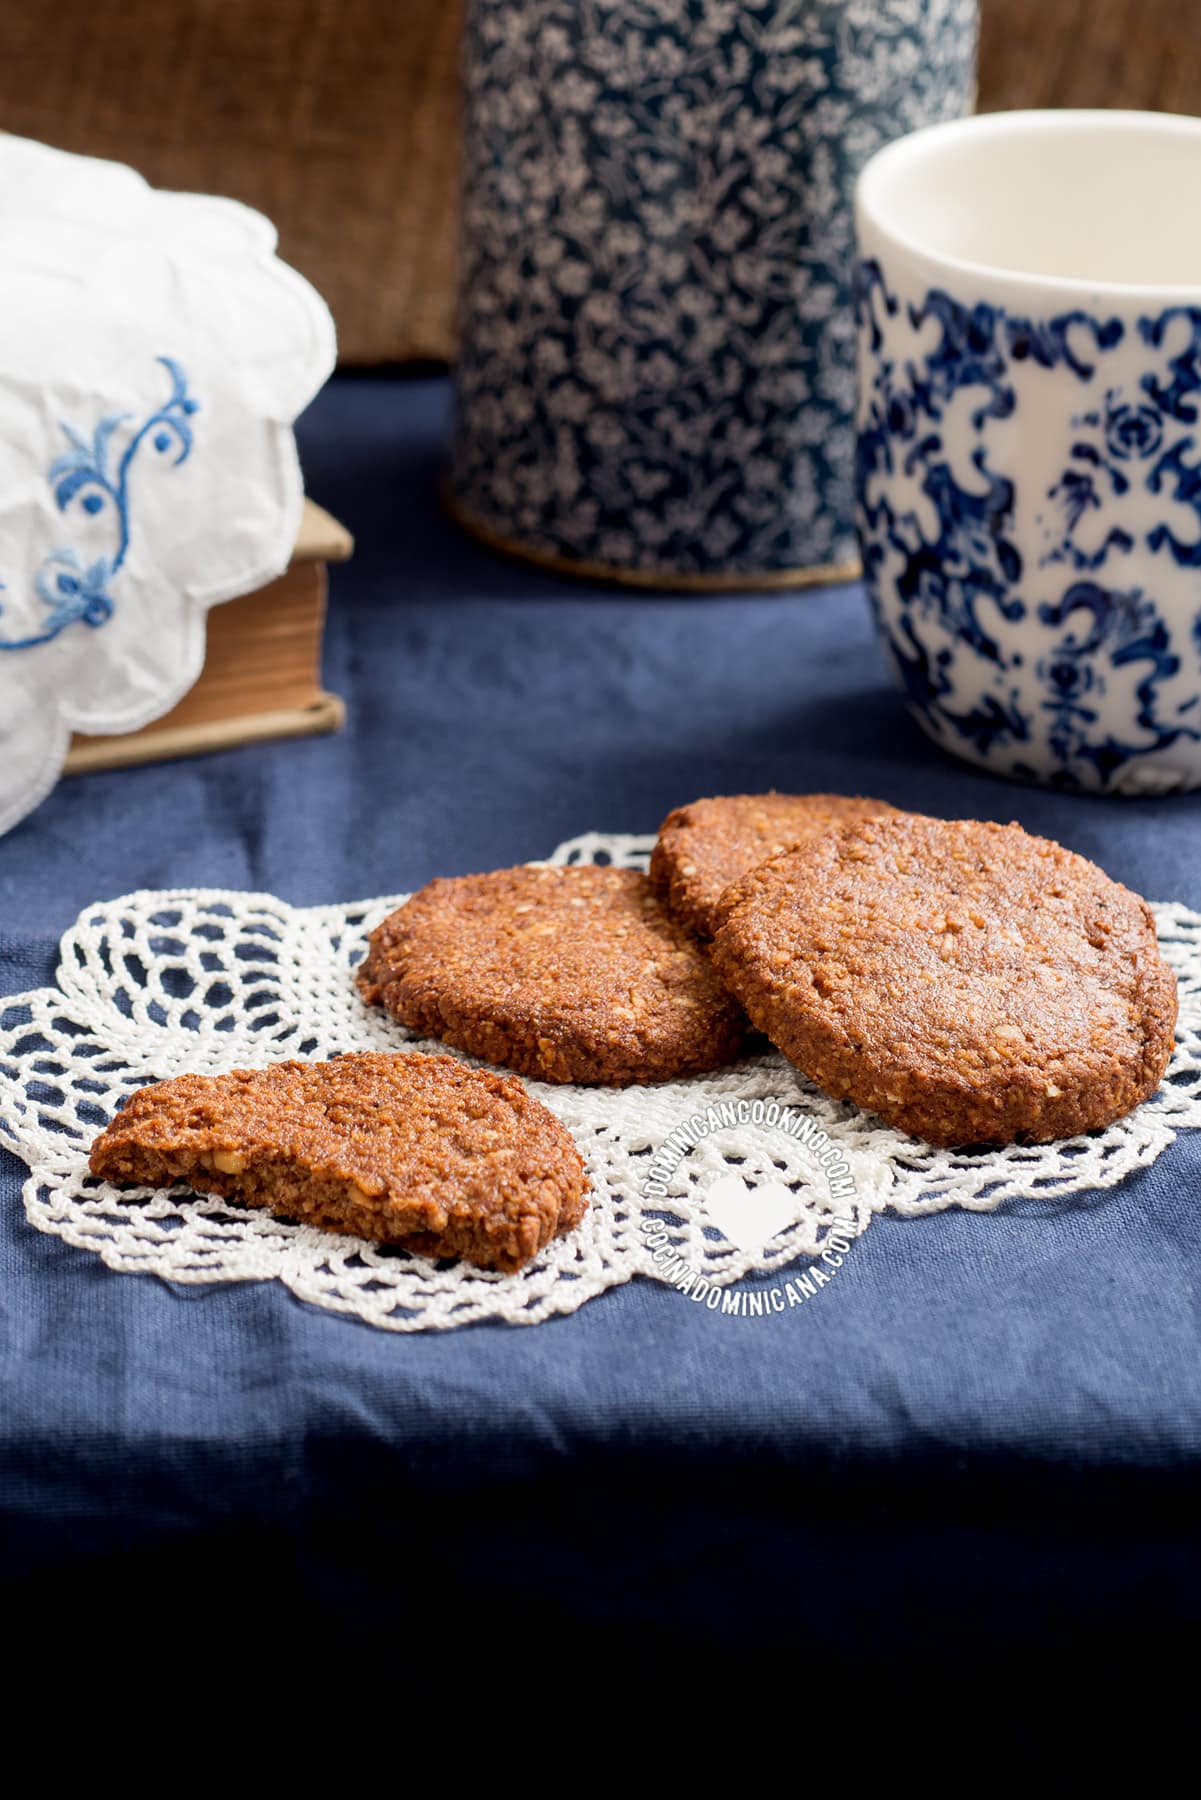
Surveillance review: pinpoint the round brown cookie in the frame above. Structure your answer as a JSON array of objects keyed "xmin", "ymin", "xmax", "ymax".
[
  {"xmin": 711, "ymin": 815, "xmax": 1177, "ymax": 1147},
  {"xmin": 357, "ymin": 864, "xmax": 745, "ymax": 1085},
  {"xmin": 650, "ymin": 791, "xmax": 901, "ymax": 936},
  {"xmin": 88, "ymin": 1051, "xmax": 588, "ymax": 1274}
]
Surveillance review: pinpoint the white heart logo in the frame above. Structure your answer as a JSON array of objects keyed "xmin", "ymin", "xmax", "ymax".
[{"xmin": 702, "ymin": 1173, "xmax": 801, "ymax": 1256}]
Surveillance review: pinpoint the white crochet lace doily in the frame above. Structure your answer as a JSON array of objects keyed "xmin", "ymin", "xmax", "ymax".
[{"xmin": 2, "ymin": 832, "xmax": 1200, "ymax": 1332}]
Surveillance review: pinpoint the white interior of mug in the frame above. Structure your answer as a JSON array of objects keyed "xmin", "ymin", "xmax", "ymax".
[{"xmin": 857, "ymin": 110, "xmax": 1201, "ymax": 295}]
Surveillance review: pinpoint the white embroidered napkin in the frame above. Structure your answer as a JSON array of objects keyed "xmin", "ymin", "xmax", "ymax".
[{"xmin": 0, "ymin": 134, "xmax": 336, "ymax": 835}]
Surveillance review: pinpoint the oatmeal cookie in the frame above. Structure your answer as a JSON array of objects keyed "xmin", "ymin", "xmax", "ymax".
[
  {"xmin": 88, "ymin": 1051, "xmax": 588, "ymax": 1273},
  {"xmin": 357, "ymin": 864, "xmax": 745, "ymax": 1084},
  {"xmin": 650, "ymin": 791, "xmax": 900, "ymax": 936},
  {"xmin": 711, "ymin": 815, "xmax": 1177, "ymax": 1146}
]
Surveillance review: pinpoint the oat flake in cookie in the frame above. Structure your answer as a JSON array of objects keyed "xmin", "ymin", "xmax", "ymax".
[
  {"xmin": 711, "ymin": 816, "xmax": 1178, "ymax": 1147},
  {"xmin": 358, "ymin": 864, "xmax": 745, "ymax": 1085},
  {"xmin": 650, "ymin": 792, "xmax": 901, "ymax": 937},
  {"xmin": 88, "ymin": 1052, "xmax": 588, "ymax": 1273}
]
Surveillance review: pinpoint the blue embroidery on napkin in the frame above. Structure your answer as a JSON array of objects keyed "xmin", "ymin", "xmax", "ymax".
[{"xmin": 0, "ymin": 357, "xmax": 199, "ymax": 651}]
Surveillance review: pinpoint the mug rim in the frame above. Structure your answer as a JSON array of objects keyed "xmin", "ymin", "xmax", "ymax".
[{"xmin": 856, "ymin": 108, "xmax": 1201, "ymax": 305}]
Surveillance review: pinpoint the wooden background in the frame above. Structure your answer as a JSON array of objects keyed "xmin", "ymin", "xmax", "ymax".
[{"xmin": 0, "ymin": 0, "xmax": 1197, "ymax": 365}]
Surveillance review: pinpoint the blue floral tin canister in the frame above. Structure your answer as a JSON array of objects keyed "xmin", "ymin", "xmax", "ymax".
[{"xmin": 448, "ymin": 0, "xmax": 977, "ymax": 589}]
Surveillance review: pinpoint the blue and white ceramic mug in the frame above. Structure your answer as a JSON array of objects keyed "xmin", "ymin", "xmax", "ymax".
[
  {"xmin": 856, "ymin": 110, "xmax": 1201, "ymax": 793},
  {"xmin": 450, "ymin": 0, "xmax": 977, "ymax": 590}
]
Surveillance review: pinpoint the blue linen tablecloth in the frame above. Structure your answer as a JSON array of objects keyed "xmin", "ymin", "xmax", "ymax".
[{"xmin": 3, "ymin": 375, "xmax": 1200, "ymax": 1720}]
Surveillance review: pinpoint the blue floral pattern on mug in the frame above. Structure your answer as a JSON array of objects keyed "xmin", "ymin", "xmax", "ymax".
[
  {"xmin": 856, "ymin": 258, "xmax": 1201, "ymax": 793},
  {"xmin": 451, "ymin": 0, "xmax": 977, "ymax": 582}
]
